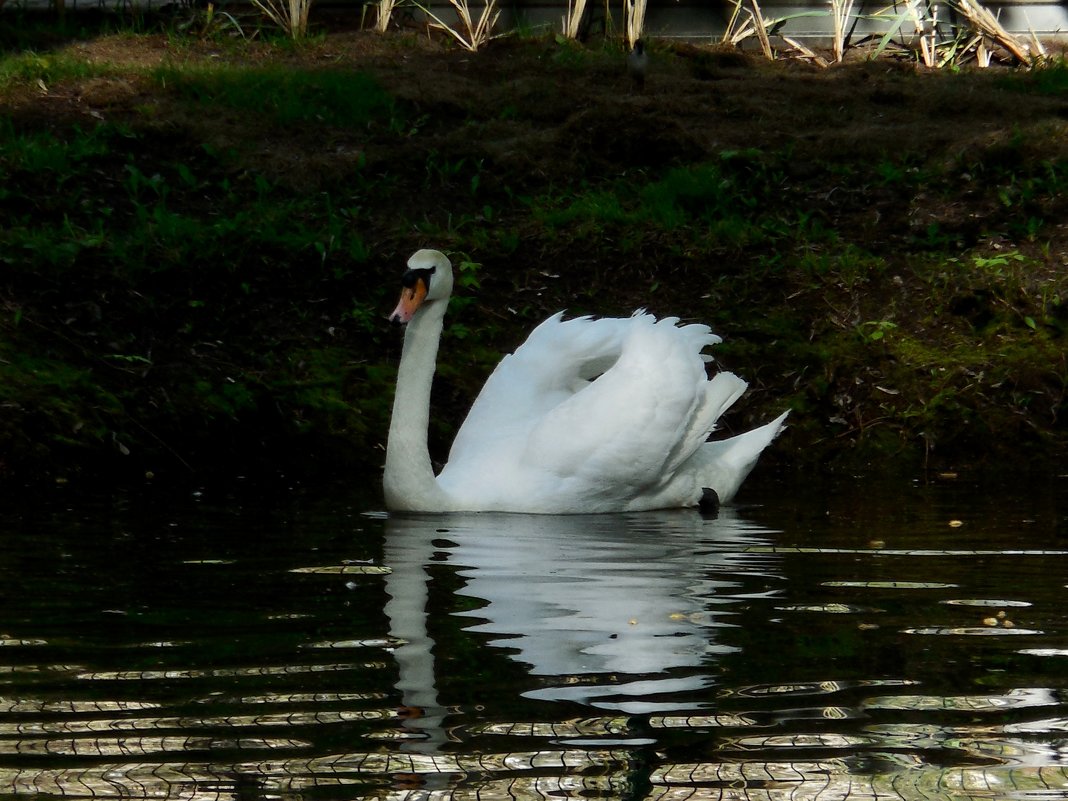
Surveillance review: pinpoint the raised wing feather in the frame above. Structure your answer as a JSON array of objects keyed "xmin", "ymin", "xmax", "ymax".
[
  {"xmin": 521, "ymin": 315, "xmax": 729, "ymax": 502},
  {"xmin": 444, "ymin": 313, "xmax": 636, "ymax": 469},
  {"xmin": 438, "ymin": 313, "xmax": 740, "ymax": 511}
]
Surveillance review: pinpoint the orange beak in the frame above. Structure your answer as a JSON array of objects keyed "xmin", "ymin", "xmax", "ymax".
[{"xmin": 389, "ymin": 275, "xmax": 429, "ymax": 324}]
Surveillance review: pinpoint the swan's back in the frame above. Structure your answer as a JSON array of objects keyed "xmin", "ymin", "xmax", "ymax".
[{"xmin": 436, "ymin": 312, "xmax": 782, "ymax": 513}]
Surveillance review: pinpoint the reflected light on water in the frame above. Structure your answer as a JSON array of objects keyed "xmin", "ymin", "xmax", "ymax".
[{"xmin": 0, "ymin": 479, "xmax": 1066, "ymax": 799}]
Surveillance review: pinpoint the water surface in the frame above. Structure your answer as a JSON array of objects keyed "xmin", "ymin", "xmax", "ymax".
[{"xmin": 1, "ymin": 477, "xmax": 1067, "ymax": 799}]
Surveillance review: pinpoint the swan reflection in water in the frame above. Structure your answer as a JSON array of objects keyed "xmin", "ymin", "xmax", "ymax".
[{"xmin": 383, "ymin": 508, "xmax": 782, "ymax": 747}]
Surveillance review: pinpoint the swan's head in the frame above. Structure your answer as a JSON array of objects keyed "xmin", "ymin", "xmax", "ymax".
[{"xmin": 389, "ymin": 249, "xmax": 454, "ymax": 324}]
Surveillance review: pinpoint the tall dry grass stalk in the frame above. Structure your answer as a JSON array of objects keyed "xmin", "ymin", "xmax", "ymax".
[
  {"xmin": 1028, "ymin": 29, "xmax": 1048, "ymax": 61},
  {"xmin": 250, "ymin": 0, "xmax": 313, "ymax": 37},
  {"xmin": 624, "ymin": 0, "xmax": 647, "ymax": 48},
  {"xmin": 375, "ymin": 0, "xmax": 398, "ymax": 32},
  {"xmin": 749, "ymin": 0, "xmax": 774, "ymax": 58},
  {"xmin": 922, "ymin": 4, "xmax": 938, "ymax": 66},
  {"xmin": 722, "ymin": 0, "xmax": 774, "ymax": 58},
  {"xmin": 418, "ymin": 0, "xmax": 501, "ymax": 51},
  {"xmin": 905, "ymin": 0, "xmax": 939, "ymax": 65},
  {"xmin": 562, "ymin": 0, "xmax": 588, "ymax": 38},
  {"xmin": 830, "ymin": 0, "xmax": 856, "ymax": 61},
  {"xmin": 722, "ymin": 0, "xmax": 746, "ymax": 43}
]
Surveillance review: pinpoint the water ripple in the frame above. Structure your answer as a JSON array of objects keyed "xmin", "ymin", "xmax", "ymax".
[{"xmin": 1, "ymin": 483, "xmax": 1066, "ymax": 800}]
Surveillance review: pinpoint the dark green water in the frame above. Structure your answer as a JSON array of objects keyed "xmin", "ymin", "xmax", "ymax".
[{"xmin": 1, "ymin": 476, "xmax": 1067, "ymax": 800}]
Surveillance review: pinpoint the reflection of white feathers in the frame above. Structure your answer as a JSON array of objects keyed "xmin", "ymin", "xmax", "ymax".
[
  {"xmin": 385, "ymin": 250, "xmax": 788, "ymax": 514},
  {"xmin": 384, "ymin": 511, "xmax": 780, "ymax": 716}
]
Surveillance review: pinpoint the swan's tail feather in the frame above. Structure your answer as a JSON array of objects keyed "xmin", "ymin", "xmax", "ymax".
[
  {"xmin": 667, "ymin": 371, "xmax": 746, "ymax": 471},
  {"xmin": 701, "ymin": 410, "xmax": 789, "ymax": 503},
  {"xmin": 661, "ymin": 365, "xmax": 745, "ymax": 477},
  {"xmin": 706, "ymin": 371, "xmax": 748, "ymax": 420}
]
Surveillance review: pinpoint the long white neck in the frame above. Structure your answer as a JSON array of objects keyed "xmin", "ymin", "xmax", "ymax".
[{"xmin": 383, "ymin": 298, "xmax": 453, "ymax": 512}]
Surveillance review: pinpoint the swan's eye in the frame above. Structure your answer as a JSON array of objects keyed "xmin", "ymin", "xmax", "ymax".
[{"xmin": 401, "ymin": 267, "xmax": 435, "ymax": 290}]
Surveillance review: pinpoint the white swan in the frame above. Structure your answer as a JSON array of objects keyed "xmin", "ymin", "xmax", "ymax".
[{"xmin": 383, "ymin": 249, "xmax": 788, "ymax": 514}]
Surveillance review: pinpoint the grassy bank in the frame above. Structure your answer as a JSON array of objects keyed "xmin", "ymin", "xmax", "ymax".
[{"xmin": 1, "ymin": 19, "xmax": 1066, "ymax": 488}]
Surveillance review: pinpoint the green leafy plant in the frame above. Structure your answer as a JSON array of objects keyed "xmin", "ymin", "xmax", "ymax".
[
  {"xmin": 859, "ymin": 320, "xmax": 898, "ymax": 343},
  {"xmin": 174, "ymin": 2, "xmax": 249, "ymax": 39}
]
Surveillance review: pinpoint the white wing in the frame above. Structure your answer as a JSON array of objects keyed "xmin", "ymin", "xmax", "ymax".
[
  {"xmin": 436, "ymin": 312, "xmax": 752, "ymax": 512},
  {"xmin": 445, "ymin": 312, "xmax": 632, "ymax": 465}
]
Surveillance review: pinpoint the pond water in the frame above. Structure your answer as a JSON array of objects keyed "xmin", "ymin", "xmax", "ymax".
[{"xmin": 1, "ymin": 475, "xmax": 1067, "ymax": 800}]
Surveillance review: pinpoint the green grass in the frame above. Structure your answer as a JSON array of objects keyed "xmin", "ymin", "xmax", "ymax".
[
  {"xmin": 151, "ymin": 64, "xmax": 399, "ymax": 128},
  {"xmin": 536, "ymin": 158, "xmax": 773, "ymax": 246},
  {"xmin": 0, "ymin": 49, "xmax": 115, "ymax": 85},
  {"xmin": 1002, "ymin": 56, "xmax": 1068, "ymax": 95},
  {"xmin": 0, "ymin": 120, "xmax": 114, "ymax": 173},
  {"xmin": 0, "ymin": 344, "xmax": 124, "ymax": 453}
]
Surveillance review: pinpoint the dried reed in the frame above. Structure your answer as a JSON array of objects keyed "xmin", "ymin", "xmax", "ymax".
[
  {"xmin": 563, "ymin": 0, "xmax": 588, "ymax": 39},
  {"xmin": 830, "ymin": 0, "xmax": 856, "ymax": 61},
  {"xmin": 945, "ymin": 0, "xmax": 1032, "ymax": 63},
  {"xmin": 376, "ymin": 0, "xmax": 398, "ymax": 32},
  {"xmin": 249, "ymin": 0, "xmax": 312, "ymax": 38},
  {"xmin": 417, "ymin": 0, "xmax": 501, "ymax": 51},
  {"xmin": 723, "ymin": 0, "xmax": 775, "ymax": 59},
  {"xmin": 625, "ymin": 0, "xmax": 647, "ymax": 49},
  {"xmin": 903, "ymin": 0, "xmax": 935, "ymax": 66},
  {"xmin": 750, "ymin": 0, "xmax": 774, "ymax": 59},
  {"xmin": 782, "ymin": 35, "xmax": 829, "ymax": 66}
]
